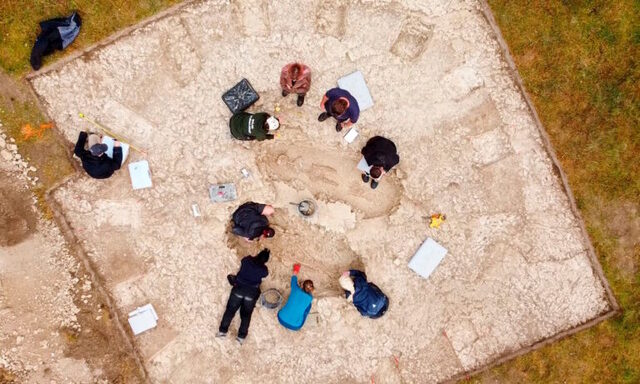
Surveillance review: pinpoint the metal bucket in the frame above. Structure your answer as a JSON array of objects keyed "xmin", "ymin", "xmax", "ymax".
[
  {"xmin": 291, "ymin": 199, "xmax": 316, "ymax": 217},
  {"xmin": 260, "ymin": 288, "xmax": 283, "ymax": 309}
]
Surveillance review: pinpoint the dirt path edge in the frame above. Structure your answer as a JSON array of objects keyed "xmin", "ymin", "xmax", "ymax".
[{"xmin": 43, "ymin": 174, "xmax": 150, "ymax": 382}]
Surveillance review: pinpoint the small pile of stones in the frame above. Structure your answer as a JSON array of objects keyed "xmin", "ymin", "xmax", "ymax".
[{"xmin": 0, "ymin": 122, "xmax": 40, "ymax": 186}]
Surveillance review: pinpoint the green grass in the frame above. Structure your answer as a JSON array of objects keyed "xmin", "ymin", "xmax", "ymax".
[
  {"xmin": 475, "ymin": 1, "xmax": 640, "ymax": 383},
  {"xmin": 0, "ymin": 0, "xmax": 180, "ymax": 75}
]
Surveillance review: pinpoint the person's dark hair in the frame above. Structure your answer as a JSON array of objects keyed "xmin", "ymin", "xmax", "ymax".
[
  {"xmin": 256, "ymin": 248, "xmax": 270, "ymax": 264},
  {"xmin": 330, "ymin": 99, "xmax": 348, "ymax": 117},
  {"xmin": 302, "ymin": 279, "xmax": 314, "ymax": 294},
  {"xmin": 263, "ymin": 227, "xmax": 275, "ymax": 238},
  {"xmin": 370, "ymin": 166, "xmax": 383, "ymax": 179},
  {"xmin": 289, "ymin": 63, "xmax": 301, "ymax": 79}
]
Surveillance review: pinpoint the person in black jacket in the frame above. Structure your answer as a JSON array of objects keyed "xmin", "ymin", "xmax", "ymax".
[
  {"xmin": 217, "ymin": 248, "xmax": 271, "ymax": 344},
  {"xmin": 339, "ymin": 269, "xmax": 389, "ymax": 319},
  {"xmin": 74, "ymin": 131, "xmax": 122, "ymax": 179},
  {"xmin": 231, "ymin": 202, "xmax": 275, "ymax": 242},
  {"xmin": 360, "ymin": 136, "xmax": 400, "ymax": 189}
]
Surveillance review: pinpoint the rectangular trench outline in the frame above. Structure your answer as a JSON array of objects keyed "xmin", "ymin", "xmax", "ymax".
[
  {"xmin": 25, "ymin": 1, "xmax": 620, "ymax": 382},
  {"xmin": 442, "ymin": 2, "xmax": 620, "ymax": 383}
]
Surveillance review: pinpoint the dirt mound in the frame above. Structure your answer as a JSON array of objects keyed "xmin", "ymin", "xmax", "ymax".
[
  {"xmin": 257, "ymin": 139, "xmax": 403, "ymax": 219},
  {"xmin": 225, "ymin": 209, "xmax": 364, "ymax": 295}
]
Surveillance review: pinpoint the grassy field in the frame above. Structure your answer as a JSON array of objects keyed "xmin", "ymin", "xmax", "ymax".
[
  {"xmin": 0, "ymin": 0, "xmax": 638, "ymax": 383},
  {"xmin": 476, "ymin": 1, "xmax": 640, "ymax": 383},
  {"xmin": 0, "ymin": 0, "xmax": 180, "ymax": 75}
]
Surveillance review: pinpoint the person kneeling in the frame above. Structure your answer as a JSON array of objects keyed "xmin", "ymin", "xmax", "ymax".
[
  {"xmin": 278, "ymin": 264, "xmax": 314, "ymax": 331},
  {"xmin": 231, "ymin": 202, "xmax": 275, "ymax": 242},
  {"xmin": 73, "ymin": 131, "xmax": 122, "ymax": 179},
  {"xmin": 339, "ymin": 270, "xmax": 388, "ymax": 319},
  {"xmin": 360, "ymin": 136, "xmax": 400, "ymax": 190},
  {"xmin": 229, "ymin": 112, "xmax": 279, "ymax": 141}
]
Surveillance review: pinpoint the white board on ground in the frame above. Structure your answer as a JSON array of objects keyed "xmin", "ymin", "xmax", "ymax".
[
  {"xmin": 102, "ymin": 135, "xmax": 129, "ymax": 165},
  {"xmin": 408, "ymin": 238, "xmax": 448, "ymax": 279},
  {"xmin": 338, "ymin": 70, "xmax": 374, "ymax": 111},
  {"xmin": 129, "ymin": 160, "xmax": 152, "ymax": 190},
  {"xmin": 128, "ymin": 303, "xmax": 158, "ymax": 335}
]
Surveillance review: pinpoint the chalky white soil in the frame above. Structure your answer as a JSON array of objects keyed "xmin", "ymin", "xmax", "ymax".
[
  {"xmin": 0, "ymin": 127, "xmax": 97, "ymax": 383},
  {"xmin": 31, "ymin": 0, "xmax": 612, "ymax": 382}
]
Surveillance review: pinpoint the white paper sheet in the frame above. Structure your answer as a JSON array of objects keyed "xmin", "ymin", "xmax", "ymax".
[
  {"xmin": 343, "ymin": 127, "xmax": 359, "ymax": 143},
  {"xmin": 357, "ymin": 157, "xmax": 372, "ymax": 173},
  {"xmin": 128, "ymin": 160, "xmax": 152, "ymax": 190},
  {"xmin": 101, "ymin": 135, "xmax": 129, "ymax": 165},
  {"xmin": 408, "ymin": 238, "xmax": 448, "ymax": 279},
  {"xmin": 128, "ymin": 303, "xmax": 158, "ymax": 335}
]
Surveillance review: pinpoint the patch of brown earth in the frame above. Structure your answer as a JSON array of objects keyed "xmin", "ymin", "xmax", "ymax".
[
  {"xmin": 607, "ymin": 202, "xmax": 640, "ymax": 278},
  {"xmin": 0, "ymin": 171, "xmax": 36, "ymax": 246}
]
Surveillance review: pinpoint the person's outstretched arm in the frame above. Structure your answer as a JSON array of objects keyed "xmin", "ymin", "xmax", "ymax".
[
  {"xmin": 74, "ymin": 131, "xmax": 88, "ymax": 157},
  {"xmin": 110, "ymin": 142, "xmax": 123, "ymax": 171},
  {"xmin": 290, "ymin": 264, "xmax": 301, "ymax": 290}
]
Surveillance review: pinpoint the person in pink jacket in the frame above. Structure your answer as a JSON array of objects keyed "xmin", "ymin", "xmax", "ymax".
[{"xmin": 280, "ymin": 62, "xmax": 311, "ymax": 107}]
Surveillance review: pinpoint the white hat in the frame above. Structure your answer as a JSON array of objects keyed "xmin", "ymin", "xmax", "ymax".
[{"xmin": 266, "ymin": 116, "xmax": 280, "ymax": 131}]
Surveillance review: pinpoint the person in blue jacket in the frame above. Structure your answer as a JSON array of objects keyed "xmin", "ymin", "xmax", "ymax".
[
  {"xmin": 339, "ymin": 270, "xmax": 389, "ymax": 319},
  {"xmin": 318, "ymin": 88, "xmax": 360, "ymax": 132},
  {"xmin": 278, "ymin": 264, "xmax": 314, "ymax": 330}
]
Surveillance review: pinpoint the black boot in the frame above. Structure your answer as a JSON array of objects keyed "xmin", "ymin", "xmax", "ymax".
[
  {"xmin": 297, "ymin": 94, "xmax": 305, "ymax": 107},
  {"xmin": 335, "ymin": 122, "xmax": 343, "ymax": 132},
  {"xmin": 361, "ymin": 174, "xmax": 370, "ymax": 183},
  {"xmin": 370, "ymin": 180, "xmax": 379, "ymax": 189},
  {"xmin": 318, "ymin": 112, "xmax": 329, "ymax": 122},
  {"xmin": 282, "ymin": 90, "xmax": 289, "ymax": 97}
]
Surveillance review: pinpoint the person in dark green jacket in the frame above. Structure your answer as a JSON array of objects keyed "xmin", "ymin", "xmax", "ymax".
[{"xmin": 229, "ymin": 112, "xmax": 280, "ymax": 141}]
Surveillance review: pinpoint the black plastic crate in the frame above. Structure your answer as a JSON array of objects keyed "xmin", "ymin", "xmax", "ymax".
[{"xmin": 222, "ymin": 78, "xmax": 260, "ymax": 114}]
